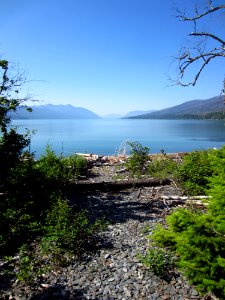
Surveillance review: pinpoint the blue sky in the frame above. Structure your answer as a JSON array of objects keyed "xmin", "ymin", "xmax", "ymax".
[{"xmin": 0, "ymin": 0, "xmax": 224, "ymax": 116}]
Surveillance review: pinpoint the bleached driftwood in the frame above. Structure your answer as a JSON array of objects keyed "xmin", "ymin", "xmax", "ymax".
[{"xmin": 161, "ymin": 195, "xmax": 211, "ymax": 207}]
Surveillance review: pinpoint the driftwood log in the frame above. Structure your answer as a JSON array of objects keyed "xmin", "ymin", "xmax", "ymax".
[
  {"xmin": 67, "ymin": 178, "xmax": 171, "ymax": 192},
  {"xmin": 161, "ymin": 195, "xmax": 211, "ymax": 208}
]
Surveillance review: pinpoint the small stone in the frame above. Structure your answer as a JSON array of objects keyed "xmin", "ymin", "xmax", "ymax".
[
  {"xmin": 107, "ymin": 277, "xmax": 115, "ymax": 282},
  {"xmin": 79, "ymin": 265, "xmax": 85, "ymax": 272},
  {"xmin": 123, "ymin": 286, "xmax": 131, "ymax": 297},
  {"xmin": 191, "ymin": 289, "xmax": 199, "ymax": 296},
  {"xmin": 41, "ymin": 283, "xmax": 50, "ymax": 288},
  {"xmin": 148, "ymin": 287, "xmax": 156, "ymax": 294}
]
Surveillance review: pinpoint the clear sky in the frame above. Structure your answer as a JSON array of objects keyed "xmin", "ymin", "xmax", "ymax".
[{"xmin": 0, "ymin": 0, "xmax": 224, "ymax": 116}]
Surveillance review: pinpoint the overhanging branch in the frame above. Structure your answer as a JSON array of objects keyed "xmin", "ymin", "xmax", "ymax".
[
  {"xmin": 177, "ymin": 4, "xmax": 225, "ymax": 22},
  {"xmin": 174, "ymin": 1, "xmax": 225, "ymax": 87},
  {"xmin": 190, "ymin": 32, "xmax": 225, "ymax": 45}
]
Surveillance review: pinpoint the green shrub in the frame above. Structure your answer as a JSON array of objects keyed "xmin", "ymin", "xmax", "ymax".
[
  {"xmin": 125, "ymin": 141, "xmax": 150, "ymax": 177},
  {"xmin": 3, "ymin": 197, "xmax": 105, "ymax": 283},
  {"xmin": 0, "ymin": 147, "xmax": 88, "ymax": 254},
  {"xmin": 151, "ymin": 176, "xmax": 225, "ymax": 298},
  {"xmin": 35, "ymin": 144, "xmax": 66, "ymax": 183},
  {"xmin": 208, "ymin": 145, "xmax": 225, "ymax": 177},
  {"xmin": 0, "ymin": 156, "xmax": 51, "ymax": 254},
  {"xmin": 140, "ymin": 247, "xmax": 175, "ymax": 280},
  {"xmin": 0, "ymin": 129, "xmax": 30, "ymax": 184},
  {"xmin": 62, "ymin": 154, "xmax": 87, "ymax": 180},
  {"xmin": 177, "ymin": 150, "xmax": 214, "ymax": 195},
  {"xmin": 150, "ymin": 147, "xmax": 225, "ymax": 297},
  {"xmin": 148, "ymin": 156, "xmax": 178, "ymax": 179},
  {"xmin": 15, "ymin": 245, "xmax": 47, "ymax": 283},
  {"xmin": 36, "ymin": 145, "xmax": 87, "ymax": 183},
  {"xmin": 41, "ymin": 197, "xmax": 105, "ymax": 259}
]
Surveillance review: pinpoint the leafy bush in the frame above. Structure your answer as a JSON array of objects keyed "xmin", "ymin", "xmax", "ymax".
[
  {"xmin": 139, "ymin": 247, "xmax": 175, "ymax": 280},
  {"xmin": 36, "ymin": 145, "xmax": 87, "ymax": 184},
  {"xmin": 125, "ymin": 141, "xmax": 150, "ymax": 177},
  {"xmin": 151, "ymin": 167, "xmax": 225, "ymax": 297},
  {"xmin": 151, "ymin": 210, "xmax": 225, "ymax": 297},
  {"xmin": 149, "ymin": 147, "xmax": 225, "ymax": 297},
  {"xmin": 148, "ymin": 156, "xmax": 178, "ymax": 179},
  {"xmin": 177, "ymin": 150, "xmax": 215, "ymax": 195},
  {"xmin": 62, "ymin": 154, "xmax": 87, "ymax": 180},
  {"xmin": 41, "ymin": 197, "xmax": 104, "ymax": 256},
  {"xmin": 5, "ymin": 198, "xmax": 105, "ymax": 283},
  {"xmin": 0, "ymin": 129, "xmax": 30, "ymax": 184},
  {"xmin": 13, "ymin": 245, "xmax": 47, "ymax": 284},
  {"xmin": 0, "ymin": 147, "xmax": 88, "ymax": 254},
  {"xmin": 35, "ymin": 144, "xmax": 66, "ymax": 183},
  {"xmin": 0, "ymin": 156, "xmax": 48, "ymax": 253}
]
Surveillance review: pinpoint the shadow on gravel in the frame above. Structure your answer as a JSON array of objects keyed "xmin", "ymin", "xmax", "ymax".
[
  {"xmin": 0, "ymin": 273, "xmax": 14, "ymax": 297},
  {"xmin": 29, "ymin": 284, "xmax": 89, "ymax": 300},
  {"xmin": 67, "ymin": 188, "xmax": 168, "ymax": 224}
]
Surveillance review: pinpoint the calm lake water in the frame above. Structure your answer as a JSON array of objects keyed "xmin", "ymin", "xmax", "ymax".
[{"xmin": 11, "ymin": 119, "xmax": 225, "ymax": 157}]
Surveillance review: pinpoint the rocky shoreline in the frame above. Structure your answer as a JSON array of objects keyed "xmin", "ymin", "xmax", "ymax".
[{"xmin": 0, "ymin": 155, "xmax": 211, "ymax": 300}]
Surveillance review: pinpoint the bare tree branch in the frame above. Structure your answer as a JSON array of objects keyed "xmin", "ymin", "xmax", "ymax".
[
  {"xmin": 177, "ymin": 53, "xmax": 222, "ymax": 86},
  {"xmin": 174, "ymin": 1, "xmax": 225, "ymax": 89},
  {"xmin": 190, "ymin": 32, "xmax": 225, "ymax": 45},
  {"xmin": 177, "ymin": 4, "xmax": 225, "ymax": 21}
]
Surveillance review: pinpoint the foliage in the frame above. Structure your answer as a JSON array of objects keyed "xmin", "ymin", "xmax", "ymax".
[
  {"xmin": 1, "ymin": 157, "xmax": 104, "ymax": 282},
  {"xmin": 151, "ymin": 146, "xmax": 225, "ymax": 298},
  {"xmin": 62, "ymin": 153, "xmax": 87, "ymax": 180},
  {"xmin": 36, "ymin": 145, "xmax": 87, "ymax": 184},
  {"xmin": 177, "ymin": 150, "xmax": 215, "ymax": 195},
  {"xmin": 0, "ymin": 156, "xmax": 53, "ymax": 253},
  {"xmin": 0, "ymin": 59, "xmax": 36, "ymax": 252},
  {"xmin": 0, "ymin": 59, "xmax": 32, "ymax": 184},
  {"xmin": 11, "ymin": 245, "xmax": 47, "ymax": 284},
  {"xmin": 35, "ymin": 144, "xmax": 66, "ymax": 183},
  {"xmin": 148, "ymin": 156, "xmax": 178, "ymax": 179},
  {"xmin": 139, "ymin": 247, "xmax": 175, "ymax": 281},
  {"xmin": 0, "ymin": 60, "xmax": 31, "ymax": 133},
  {"xmin": 5, "ymin": 198, "xmax": 105, "ymax": 283},
  {"xmin": 0, "ymin": 129, "xmax": 30, "ymax": 182},
  {"xmin": 125, "ymin": 141, "xmax": 150, "ymax": 177},
  {"xmin": 0, "ymin": 146, "xmax": 89, "ymax": 254},
  {"xmin": 41, "ymin": 197, "xmax": 105, "ymax": 257}
]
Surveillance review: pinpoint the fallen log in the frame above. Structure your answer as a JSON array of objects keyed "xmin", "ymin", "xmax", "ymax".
[{"xmin": 66, "ymin": 178, "xmax": 171, "ymax": 192}]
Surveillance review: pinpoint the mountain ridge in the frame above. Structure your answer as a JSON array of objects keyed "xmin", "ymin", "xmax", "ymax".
[
  {"xmin": 125, "ymin": 96, "xmax": 225, "ymax": 119},
  {"xmin": 9, "ymin": 104, "xmax": 101, "ymax": 119}
]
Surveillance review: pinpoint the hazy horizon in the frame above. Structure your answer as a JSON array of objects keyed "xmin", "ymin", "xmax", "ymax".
[{"xmin": 28, "ymin": 94, "xmax": 220, "ymax": 117}]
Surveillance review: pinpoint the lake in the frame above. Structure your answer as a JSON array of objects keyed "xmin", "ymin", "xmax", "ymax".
[{"xmin": 11, "ymin": 119, "xmax": 225, "ymax": 157}]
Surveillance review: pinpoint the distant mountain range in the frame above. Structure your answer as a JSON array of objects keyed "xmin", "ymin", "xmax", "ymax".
[
  {"xmin": 123, "ymin": 110, "xmax": 156, "ymax": 118},
  {"xmin": 10, "ymin": 104, "xmax": 156, "ymax": 120},
  {"xmin": 9, "ymin": 96, "xmax": 225, "ymax": 120},
  {"xmin": 103, "ymin": 110, "xmax": 156, "ymax": 118},
  {"xmin": 10, "ymin": 104, "xmax": 101, "ymax": 119},
  {"xmin": 126, "ymin": 96, "xmax": 225, "ymax": 119}
]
